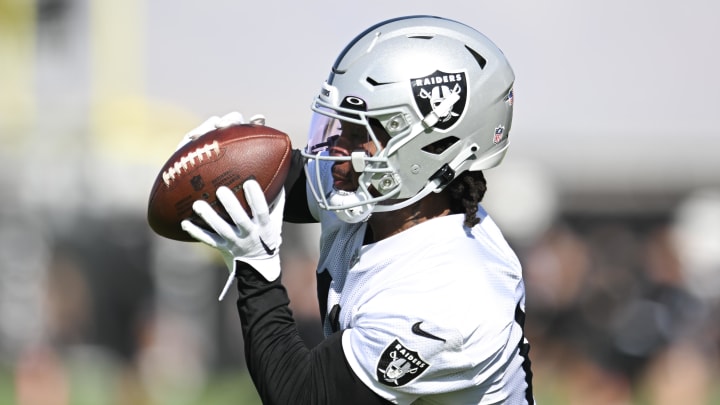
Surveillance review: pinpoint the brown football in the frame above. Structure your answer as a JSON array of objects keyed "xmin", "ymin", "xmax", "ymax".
[{"xmin": 147, "ymin": 123, "xmax": 292, "ymax": 242}]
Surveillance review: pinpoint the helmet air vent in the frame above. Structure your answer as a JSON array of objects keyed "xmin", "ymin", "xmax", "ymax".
[
  {"xmin": 464, "ymin": 45, "xmax": 487, "ymax": 69},
  {"xmin": 366, "ymin": 77, "xmax": 394, "ymax": 87},
  {"xmin": 406, "ymin": 34, "xmax": 434, "ymax": 40},
  {"xmin": 421, "ymin": 136, "xmax": 460, "ymax": 155}
]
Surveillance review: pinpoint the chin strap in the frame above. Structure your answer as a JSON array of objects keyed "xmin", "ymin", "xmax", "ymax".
[{"xmin": 327, "ymin": 190, "xmax": 374, "ymax": 223}]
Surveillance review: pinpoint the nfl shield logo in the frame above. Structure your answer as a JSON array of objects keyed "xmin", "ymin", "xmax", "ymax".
[
  {"xmin": 376, "ymin": 339, "xmax": 429, "ymax": 387},
  {"xmin": 190, "ymin": 175, "xmax": 205, "ymax": 191},
  {"xmin": 494, "ymin": 126, "xmax": 505, "ymax": 144},
  {"xmin": 411, "ymin": 70, "xmax": 467, "ymax": 131}
]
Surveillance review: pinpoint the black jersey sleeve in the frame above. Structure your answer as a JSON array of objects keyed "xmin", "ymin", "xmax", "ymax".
[
  {"xmin": 235, "ymin": 261, "xmax": 391, "ymax": 405},
  {"xmin": 282, "ymin": 149, "xmax": 316, "ymax": 224}
]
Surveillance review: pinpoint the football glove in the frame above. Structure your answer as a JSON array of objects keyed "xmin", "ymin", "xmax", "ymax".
[
  {"xmin": 181, "ymin": 180, "xmax": 284, "ymax": 301},
  {"xmin": 176, "ymin": 112, "xmax": 266, "ymax": 150}
]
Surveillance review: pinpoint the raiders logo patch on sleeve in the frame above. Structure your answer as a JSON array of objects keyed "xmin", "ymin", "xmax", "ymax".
[{"xmin": 376, "ymin": 339, "xmax": 430, "ymax": 387}]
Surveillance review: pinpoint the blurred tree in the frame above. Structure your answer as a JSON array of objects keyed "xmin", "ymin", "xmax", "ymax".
[{"xmin": 0, "ymin": 0, "xmax": 35, "ymax": 147}]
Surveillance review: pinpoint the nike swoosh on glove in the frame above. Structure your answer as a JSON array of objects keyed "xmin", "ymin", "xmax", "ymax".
[{"xmin": 181, "ymin": 180, "xmax": 284, "ymax": 301}]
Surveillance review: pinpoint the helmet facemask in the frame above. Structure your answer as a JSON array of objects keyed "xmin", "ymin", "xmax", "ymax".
[{"xmin": 303, "ymin": 93, "xmax": 409, "ymax": 223}]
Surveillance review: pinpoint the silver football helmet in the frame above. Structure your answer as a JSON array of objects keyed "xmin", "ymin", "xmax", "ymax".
[{"xmin": 302, "ymin": 16, "xmax": 515, "ymax": 223}]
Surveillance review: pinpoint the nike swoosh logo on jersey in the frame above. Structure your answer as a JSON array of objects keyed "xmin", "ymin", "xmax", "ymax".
[
  {"xmin": 259, "ymin": 237, "xmax": 276, "ymax": 256},
  {"xmin": 411, "ymin": 322, "xmax": 446, "ymax": 343}
]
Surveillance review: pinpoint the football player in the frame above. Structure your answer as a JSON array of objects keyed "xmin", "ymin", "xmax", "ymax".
[{"xmin": 181, "ymin": 15, "xmax": 534, "ymax": 404}]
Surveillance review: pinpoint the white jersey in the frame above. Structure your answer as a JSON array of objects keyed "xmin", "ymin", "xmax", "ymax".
[{"xmin": 307, "ymin": 160, "xmax": 533, "ymax": 405}]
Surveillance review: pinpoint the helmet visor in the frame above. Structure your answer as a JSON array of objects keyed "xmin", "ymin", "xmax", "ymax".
[
  {"xmin": 306, "ymin": 112, "xmax": 342, "ymax": 155},
  {"xmin": 305, "ymin": 106, "xmax": 378, "ymax": 160}
]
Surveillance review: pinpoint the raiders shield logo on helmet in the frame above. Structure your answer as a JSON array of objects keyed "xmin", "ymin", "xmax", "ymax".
[
  {"xmin": 376, "ymin": 339, "xmax": 429, "ymax": 387},
  {"xmin": 411, "ymin": 70, "xmax": 468, "ymax": 130}
]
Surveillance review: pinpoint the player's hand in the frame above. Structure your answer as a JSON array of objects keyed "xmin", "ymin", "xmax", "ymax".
[
  {"xmin": 181, "ymin": 180, "xmax": 284, "ymax": 301},
  {"xmin": 176, "ymin": 112, "xmax": 266, "ymax": 150}
]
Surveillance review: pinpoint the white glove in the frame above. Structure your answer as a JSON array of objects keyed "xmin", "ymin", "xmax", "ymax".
[
  {"xmin": 176, "ymin": 112, "xmax": 267, "ymax": 150},
  {"xmin": 181, "ymin": 180, "xmax": 284, "ymax": 301}
]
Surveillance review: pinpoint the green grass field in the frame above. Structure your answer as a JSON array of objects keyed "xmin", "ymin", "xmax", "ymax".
[{"xmin": 3, "ymin": 365, "xmax": 720, "ymax": 405}]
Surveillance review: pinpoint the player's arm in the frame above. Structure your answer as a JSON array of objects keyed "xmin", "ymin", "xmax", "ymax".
[
  {"xmin": 234, "ymin": 261, "xmax": 391, "ymax": 405},
  {"xmin": 282, "ymin": 149, "xmax": 316, "ymax": 224}
]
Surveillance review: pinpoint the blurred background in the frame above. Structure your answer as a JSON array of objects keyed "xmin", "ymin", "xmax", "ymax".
[{"xmin": 1, "ymin": 0, "xmax": 719, "ymax": 404}]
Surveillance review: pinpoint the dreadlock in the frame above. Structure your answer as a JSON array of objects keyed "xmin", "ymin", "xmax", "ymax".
[
  {"xmin": 419, "ymin": 136, "xmax": 488, "ymax": 228},
  {"xmin": 447, "ymin": 170, "xmax": 487, "ymax": 228}
]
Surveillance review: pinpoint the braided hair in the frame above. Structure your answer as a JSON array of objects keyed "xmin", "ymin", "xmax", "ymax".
[
  {"xmin": 447, "ymin": 170, "xmax": 487, "ymax": 228},
  {"xmin": 420, "ymin": 135, "xmax": 488, "ymax": 228}
]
